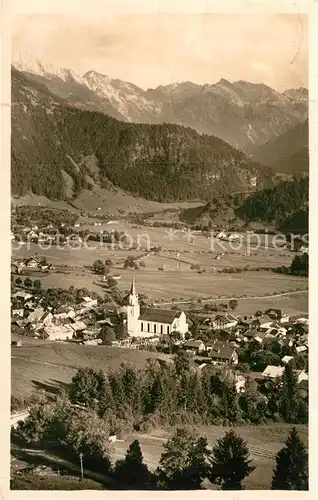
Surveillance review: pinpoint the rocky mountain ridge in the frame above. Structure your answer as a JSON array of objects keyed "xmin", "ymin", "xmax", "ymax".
[
  {"xmin": 11, "ymin": 67, "xmax": 273, "ymax": 202},
  {"xmin": 12, "ymin": 56, "xmax": 308, "ymax": 151}
]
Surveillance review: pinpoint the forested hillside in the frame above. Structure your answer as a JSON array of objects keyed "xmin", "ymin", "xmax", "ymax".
[
  {"xmin": 11, "ymin": 68, "xmax": 273, "ymax": 202},
  {"xmin": 236, "ymin": 177, "xmax": 308, "ymax": 232},
  {"xmin": 180, "ymin": 177, "xmax": 308, "ymax": 233},
  {"xmin": 251, "ymin": 120, "xmax": 309, "ymax": 174}
]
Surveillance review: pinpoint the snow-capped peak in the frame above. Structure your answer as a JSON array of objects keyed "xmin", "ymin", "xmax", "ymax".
[{"xmin": 12, "ymin": 52, "xmax": 87, "ymax": 86}]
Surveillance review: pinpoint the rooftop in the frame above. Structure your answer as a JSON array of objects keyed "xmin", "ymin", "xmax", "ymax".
[{"xmin": 139, "ymin": 307, "xmax": 181, "ymax": 324}]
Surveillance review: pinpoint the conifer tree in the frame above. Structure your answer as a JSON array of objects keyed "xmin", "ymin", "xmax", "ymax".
[
  {"xmin": 272, "ymin": 427, "xmax": 308, "ymax": 490},
  {"xmin": 208, "ymin": 429, "xmax": 255, "ymax": 490},
  {"xmin": 114, "ymin": 439, "xmax": 152, "ymax": 488},
  {"xmin": 279, "ymin": 363, "xmax": 300, "ymax": 423}
]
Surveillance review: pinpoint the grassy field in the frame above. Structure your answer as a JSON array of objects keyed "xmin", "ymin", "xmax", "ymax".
[
  {"xmin": 112, "ymin": 423, "xmax": 308, "ymax": 490},
  {"xmin": 12, "ymin": 222, "xmax": 308, "ymax": 313},
  {"xmin": 11, "ymin": 338, "xmax": 171, "ymax": 399},
  {"xmin": 12, "ymin": 188, "xmax": 202, "ymax": 216}
]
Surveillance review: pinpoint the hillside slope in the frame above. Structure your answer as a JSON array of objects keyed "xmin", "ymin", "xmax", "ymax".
[
  {"xmin": 13, "ymin": 59, "xmax": 308, "ymax": 151},
  {"xmin": 250, "ymin": 120, "xmax": 309, "ymax": 173},
  {"xmin": 11, "ymin": 67, "xmax": 273, "ymax": 202},
  {"xmin": 180, "ymin": 177, "xmax": 309, "ymax": 233}
]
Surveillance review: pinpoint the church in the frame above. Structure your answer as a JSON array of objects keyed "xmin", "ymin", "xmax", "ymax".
[{"xmin": 126, "ymin": 278, "xmax": 189, "ymax": 339}]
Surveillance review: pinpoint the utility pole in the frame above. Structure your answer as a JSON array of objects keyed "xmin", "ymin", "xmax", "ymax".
[{"xmin": 79, "ymin": 452, "xmax": 84, "ymax": 480}]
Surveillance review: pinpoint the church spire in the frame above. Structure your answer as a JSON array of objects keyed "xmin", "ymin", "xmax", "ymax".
[
  {"xmin": 130, "ymin": 276, "xmax": 136, "ymax": 296},
  {"xmin": 128, "ymin": 276, "xmax": 138, "ymax": 306}
]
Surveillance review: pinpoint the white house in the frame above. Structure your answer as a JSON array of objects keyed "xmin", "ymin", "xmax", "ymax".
[
  {"xmin": 44, "ymin": 324, "xmax": 74, "ymax": 341},
  {"xmin": 212, "ymin": 314, "xmax": 238, "ymax": 330},
  {"xmin": 296, "ymin": 370, "xmax": 309, "ymax": 384},
  {"xmin": 262, "ymin": 365, "xmax": 285, "ymax": 379},
  {"xmin": 282, "ymin": 355, "xmax": 294, "ymax": 364},
  {"xmin": 258, "ymin": 315, "xmax": 274, "ymax": 330},
  {"xmin": 127, "ymin": 278, "xmax": 188, "ymax": 339}
]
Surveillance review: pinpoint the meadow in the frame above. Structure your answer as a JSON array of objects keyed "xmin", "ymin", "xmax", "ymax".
[
  {"xmin": 11, "ymin": 337, "xmax": 171, "ymax": 399},
  {"xmin": 111, "ymin": 423, "xmax": 308, "ymax": 490},
  {"xmin": 12, "ymin": 220, "xmax": 308, "ymax": 316}
]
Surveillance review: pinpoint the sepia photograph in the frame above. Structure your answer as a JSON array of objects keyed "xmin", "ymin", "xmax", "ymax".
[{"xmin": 7, "ymin": 0, "xmax": 310, "ymax": 493}]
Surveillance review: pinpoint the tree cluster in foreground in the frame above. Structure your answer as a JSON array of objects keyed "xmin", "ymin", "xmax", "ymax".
[
  {"xmin": 12, "ymin": 402, "xmax": 308, "ymax": 491},
  {"xmin": 66, "ymin": 355, "xmax": 308, "ymax": 427}
]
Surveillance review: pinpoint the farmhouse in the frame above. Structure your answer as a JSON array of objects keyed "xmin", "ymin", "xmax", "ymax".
[
  {"xmin": 206, "ymin": 341, "xmax": 238, "ymax": 365},
  {"xmin": 212, "ymin": 314, "xmax": 238, "ymax": 330},
  {"xmin": 43, "ymin": 324, "xmax": 74, "ymax": 341},
  {"xmin": 182, "ymin": 339, "xmax": 205, "ymax": 354},
  {"xmin": 126, "ymin": 278, "xmax": 189, "ymax": 338}
]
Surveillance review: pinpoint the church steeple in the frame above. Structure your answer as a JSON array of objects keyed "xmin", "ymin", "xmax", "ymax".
[
  {"xmin": 127, "ymin": 275, "xmax": 140, "ymax": 335},
  {"xmin": 130, "ymin": 276, "xmax": 136, "ymax": 296},
  {"xmin": 128, "ymin": 276, "xmax": 138, "ymax": 306}
]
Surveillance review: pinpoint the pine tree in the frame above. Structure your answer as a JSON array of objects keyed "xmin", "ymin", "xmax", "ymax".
[
  {"xmin": 174, "ymin": 350, "xmax": 192, "ymax": 377},
  {"xmin": 120, "ymin": 363, "xmax": 142, "ymax": 415},
  {"xmin": 114, "ymin": 439, "xmax": 152, "ymax": 488},
  {"xmin": 279, "ymin": 363, "xmax": 300, "ymax": 423},
  {"xmin": 272, "ymin": 427, "xmax": 308, "ymax": 490},
  {"xmin": 208, "ymin": 429, "xmax": 255, "ymax": 490},
  {"xmin": 95, "ymin": 371, "xmax": 114, "ymax": 418}
]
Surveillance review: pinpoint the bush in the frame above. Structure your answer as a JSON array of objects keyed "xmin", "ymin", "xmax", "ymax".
[
  {"xmin": 33, "ymin": 279, "xmax": 42, "ymax": 289},
  {"xmin": 24, "ymin": 278, "xmax": 33, "ymax": 288},
  {"xmin": 92, "ymin": 260, "xmax": 105, "ymax": 275}
]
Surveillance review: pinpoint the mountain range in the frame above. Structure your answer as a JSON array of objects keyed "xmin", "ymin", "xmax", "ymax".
[
  {"xmin": 11, "ymin": 67, "xmax": 273, "ymax": 202},
  {"xmin": 13, "ymin": 57, "xmax": 308, "ymax": 152}
]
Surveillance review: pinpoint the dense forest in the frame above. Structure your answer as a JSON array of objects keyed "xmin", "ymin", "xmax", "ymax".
[
  {"xmin": 251, "ymin": 120, "xmax": 309, "ymax": 174},
  {"xmin": 236, "ymin": 177, "xmax": 308, "ymax": 232},
  {"xmin": 11, "ymin": 68, "xmax": 273, "ymax": 202},
  {"xmin": 180, "ymin": 177, "xmax": 308, "ymax": 233}
]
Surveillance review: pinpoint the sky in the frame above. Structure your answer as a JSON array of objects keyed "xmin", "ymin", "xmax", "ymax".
[{"xmin": 11, "ymin": 5, "xmax": 308, "ymax": 91}]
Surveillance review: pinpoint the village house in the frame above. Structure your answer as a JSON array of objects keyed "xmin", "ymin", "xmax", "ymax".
[
  {"xmin": 12, "ymin": 291, "xmax": 33, "ymax": 301},
  {"xmin": 81, "ymin": 297, "xmax": 98, "ymax": 308},
  {"xmin": 258, "ymin": 315, "xmax": 274, "ymax": 330},
  {"xmin": 126, "ymin": 278, "xmax": 189, "ymax": 338},
  {"xmin": 182, "ymin": 339, "xmax": 205, "ymax": 355},
  {"xmin": 43, "ymin": 324, "xmax": 74, "ymax": 341},
  {"xmin": 298, "ymin": 379, "xmax": 309, "ymax": 399},
  {"xmin": 70, "ymin": 320, "xmax": 87, "ymax": 333},
  {"xmin": 281, "ymin": 355, "xmax": 294, "ymax": 364},
  {"xmin": 254, "ymin": 330, "xmax": 275, "ymax": 344},
  {"xmin": 262, "ymin": 365, "xmax": 308, "ymax": 385},
  {"xmin": 262, "ymin": 365, "xmax": 285, "ymax": 379},
  {"xmin": 12, "ymin": 309, "xmax": 24, "ymax": 318},
  {"xmin": 295, "ymin": 345, "xmax": 307, "ymax": 354},
  {"xmin": 26, "ymin": 306, "xmax": 45, "ymax": 324},
  {"xmin": 212, "ymin": 314, "xmax": 238, "ymax": 330},
  {"xmin": 206, "ymin": 341, "xmax": 238, "ymax": 365},
  {"xmin": 296, "ymin": 370, "xmax": 309, "ymax": 384},
  {"xmin": 237, "ymin": 317, "xmax": 260, "ymax": 330},
  {"xmin": 25, "ymin": 257, "xmax": 40, "ymax": 269}
]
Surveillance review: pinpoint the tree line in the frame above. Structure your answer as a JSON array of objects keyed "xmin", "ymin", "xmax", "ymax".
[{"xmin": 12, "ymin": 396, "xmax": 308, "ymax": 490}]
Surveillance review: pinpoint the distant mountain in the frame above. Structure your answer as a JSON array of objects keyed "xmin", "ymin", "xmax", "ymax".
[
  {"xmin": 250, "ymin": 120, "xmax": 309, "ymax": 173},
  {"xmin": 11, "ymin": 67, "xmax": 273, "ymax": 202},
  {"xmin": 12, "ymin": 57, "xmax": 308, "ymax": 151}
]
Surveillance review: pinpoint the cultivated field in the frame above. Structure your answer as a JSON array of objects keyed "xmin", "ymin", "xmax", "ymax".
[
  {"xmin": 11, "ymin": 337, "xmax": 171, "ymax": 399},
  {"xmin": 112, "ymin": 424, "xmax": 308, "ymax": 490},
  {"xmin": 12, "ymin": 221, "xmax": 308, "ymax": 315}
]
